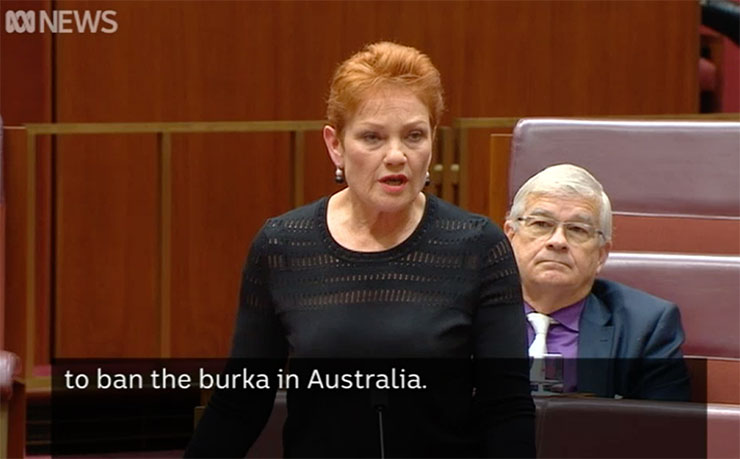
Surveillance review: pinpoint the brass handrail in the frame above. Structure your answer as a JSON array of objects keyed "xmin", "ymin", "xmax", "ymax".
[{"xmin": 24, "ymin": 120, "xmax": 326, "ymax": 135}]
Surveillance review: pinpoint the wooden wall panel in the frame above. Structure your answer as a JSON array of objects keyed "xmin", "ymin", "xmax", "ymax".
[
  {"xmin": 3, "ymin": 127, "xmax": 56, "ymax": 376},
  {"xmin": 169, "ymin": 133, "xmax": 292, "ymax": 357},
  {"xmin": 1, "ymin": 0, "xmax": 54, "ymax": 369},
  {"xmin": 45, "ymin": 0, "xmax": 699, "ymax": 358},
  {"xmin": 3, "ymin": 128, "xmax": 30, "ymax": 365},
  {"xmin": 55, "ymin": 135, "xmax": 160, "ymax": 358},
  {"xmin": 53, "ymin": 1, "xmax": 699, "ymax": 122},
  {"xmin": 457, "ymin": 1, "xmax": 697, "ymax": 117},
  {"xmin": 0, "ymin": 0, "xmax": 52, "ymax": 125},
  {"xmin": 34, "ymin": 137, "xmax": 52, "ymax": 367},
  {"xmin": 0, "ymin": 198, "xmax": 4, "ymax": 348}
]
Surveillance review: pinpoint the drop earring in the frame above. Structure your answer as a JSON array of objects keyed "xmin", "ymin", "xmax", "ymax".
[
  {"xmin": 425, "ymin": 171, "xmax": 431, "ymax": 186},
  {"xmin": 334, "ymin": 167, "xmax": 345, "ymax": 184}
]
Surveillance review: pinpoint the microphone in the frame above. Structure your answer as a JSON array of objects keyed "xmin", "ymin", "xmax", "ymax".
[{"xmin": 370, "ymin": 389, "xmax": 389, "ymax": 459}]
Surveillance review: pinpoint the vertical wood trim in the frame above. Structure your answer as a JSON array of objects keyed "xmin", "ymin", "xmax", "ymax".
[
  {"xmin": 457, "ymin": 128, "xmax": 469, "ymax": 209},
  {"xmin": 428, "ymin": 127, "xmax": 442, "ymax": 198},
  {"xmin": 158, "ymin": 132, "xmax": 172, "ymax": 358},
  {"xmin": 0, "ymin": 395, "xmax": 7, "ymax": 458},
  {"xmin": 6, "ymin": 381, "xmax": 25, "ymax": 458},
  {"xmin": 54, "ymin": 134, "xmax": 62, "ymax": 358},
  {"xmin": 291, "ymin": 131, "xmax": 305, "ymax": 208},
  {"xmin": 25, "ymin": 133, "xmax": 36, "ymax": 379},
  {"xmin": 4, "ymin": 127, "xmax": 27, "ymax": 362},
  {"xmin": 0, "ymin": 205, "xmax": 4, "ymax": 349},
  {"xmin": 488, "ymin": 134, "xmax": 513, "ymax": 226},
  {"xmin": 440, "ymin": 127, "xmax": 455, "ymax": 202}
]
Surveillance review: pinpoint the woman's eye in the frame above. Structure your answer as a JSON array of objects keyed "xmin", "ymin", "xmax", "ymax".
[
  {"xmin": 362, "ymin": 132, "xmax": 381, "ymax": 143},
  {"xmin": 407, "ymin": 130, "xmax": 425, "ymax": 142}
]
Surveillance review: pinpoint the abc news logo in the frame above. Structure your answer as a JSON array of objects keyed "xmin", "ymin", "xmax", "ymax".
[{"xmin": 5, "ymin": 10, "xmax": 118, "ymax": 34}]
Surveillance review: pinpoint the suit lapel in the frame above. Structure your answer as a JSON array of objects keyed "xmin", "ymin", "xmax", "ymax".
[{"xmin": 577, "ymin": 293, "xmax": 615, "ymax": 396}]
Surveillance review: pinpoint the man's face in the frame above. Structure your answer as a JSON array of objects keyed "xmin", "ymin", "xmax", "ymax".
[{"xmin": 505, "ymin": 194, "xmax": 610, "ymax": 305}]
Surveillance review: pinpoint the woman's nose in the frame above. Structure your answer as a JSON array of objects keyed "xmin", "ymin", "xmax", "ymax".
[{"xmin": 384, "ymin": 139, "xmax": 407, "ymax": 165}]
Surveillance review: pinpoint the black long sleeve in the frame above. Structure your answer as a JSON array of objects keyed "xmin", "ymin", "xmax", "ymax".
[{"xmin": 186, "ymin": 194, "xmax": 535, "ymax": 457}]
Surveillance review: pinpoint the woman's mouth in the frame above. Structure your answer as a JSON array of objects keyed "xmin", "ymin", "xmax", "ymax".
[{"xmin": 379, "ymin": 175, "xmax": 408, "ymax": 192}]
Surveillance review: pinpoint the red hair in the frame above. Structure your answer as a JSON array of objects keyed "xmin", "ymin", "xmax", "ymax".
[{"xmin": 326, "ymin": 42, "xmax": 445, "ymax": 136}]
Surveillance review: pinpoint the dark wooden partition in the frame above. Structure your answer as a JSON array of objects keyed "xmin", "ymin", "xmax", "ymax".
[{"xmin": 3, "ymin": 1, "xmax": 700, "ymax": 363}]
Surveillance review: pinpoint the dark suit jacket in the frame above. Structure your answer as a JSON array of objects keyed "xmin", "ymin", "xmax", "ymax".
[{"xmin": 576, "ymin": 279, "xmax": 691, "ymax": 401}]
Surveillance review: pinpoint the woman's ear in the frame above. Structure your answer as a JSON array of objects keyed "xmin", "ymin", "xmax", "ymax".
[{"xmin": 323, "ymin": 125, "xmax": 343, "ymax": 168}]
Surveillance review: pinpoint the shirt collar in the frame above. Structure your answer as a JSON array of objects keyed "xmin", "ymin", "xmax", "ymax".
[{"xmin": 524, "ymin": 298, "xmax": 587, "ymax": 332}]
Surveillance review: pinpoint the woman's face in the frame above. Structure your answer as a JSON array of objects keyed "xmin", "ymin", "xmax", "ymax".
[{"xmin": 324, "ymin": 86, "xmax": 433, "ymax": 215}]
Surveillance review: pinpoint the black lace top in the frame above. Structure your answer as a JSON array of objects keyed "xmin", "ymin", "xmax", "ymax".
[{"xmin": 186, "ymin": 194, "xmax": 535, "ymax": 458}]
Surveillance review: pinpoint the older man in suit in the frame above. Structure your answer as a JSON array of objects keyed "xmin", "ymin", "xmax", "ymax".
[{"xmin": 504, "ymin": 164, "xmax": 690, "ymax": 401}]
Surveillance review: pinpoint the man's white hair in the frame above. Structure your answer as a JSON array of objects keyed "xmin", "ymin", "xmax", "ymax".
[{"xmin": 507, "ymin": 164, "xmax": 613, "ymax": 243}]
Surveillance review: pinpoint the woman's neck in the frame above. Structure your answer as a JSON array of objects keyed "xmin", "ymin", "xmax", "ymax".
[{"xmin": 326, "ymin": 189, "xmax": 426, "ymax": 252}]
